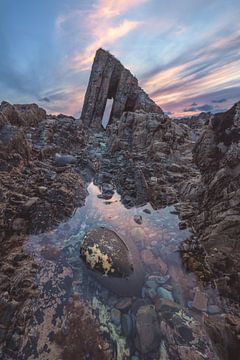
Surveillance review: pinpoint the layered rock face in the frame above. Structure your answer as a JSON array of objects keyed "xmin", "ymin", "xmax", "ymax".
[
  {"xmin": 0, "ymin": 101, "xmax": 87, "ymax": 237},
  {"xmin": 81, "ymin": 48, "xmax": 162, "ymax": 129},
  {"xmin": 182, "ymin": 102, "xmax": 240, "ymax": 301},
  {"xmin": 99, "ymin": 109, "xmax": 197, "ymax": 209}
]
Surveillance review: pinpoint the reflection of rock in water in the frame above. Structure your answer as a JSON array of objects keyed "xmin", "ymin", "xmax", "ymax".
[{"xmin": 80, "ymin": 227, "xmax": 144, "ymax": 296}]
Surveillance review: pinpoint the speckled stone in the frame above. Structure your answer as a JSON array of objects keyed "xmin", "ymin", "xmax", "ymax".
[{"xmin": 80, "ymin": 227, "xmax": 133, "ymax": 277}]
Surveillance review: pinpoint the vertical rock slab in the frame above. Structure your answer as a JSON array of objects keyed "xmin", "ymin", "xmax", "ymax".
[{"xmin": 81, "ymin": 48, "xmax": 163, "ymax": 129}]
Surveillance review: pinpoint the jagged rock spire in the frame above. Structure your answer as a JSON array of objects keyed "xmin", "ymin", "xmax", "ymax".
[{"xmin": 81, "ymin": 48, "xmax": 163, "ymax": 128}]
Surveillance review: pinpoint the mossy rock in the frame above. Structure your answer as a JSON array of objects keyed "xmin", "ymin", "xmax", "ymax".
[{"xmin": 80, "ymin": 227, "xmax": 134, "ymax": 277}]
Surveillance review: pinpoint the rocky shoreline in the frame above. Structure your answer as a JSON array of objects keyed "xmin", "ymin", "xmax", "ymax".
[{"xmin": 0, "ymin": 49, "xmax": 240, "ymax": 359}]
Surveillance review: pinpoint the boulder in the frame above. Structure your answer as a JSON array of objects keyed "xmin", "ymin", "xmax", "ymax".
[{"xmin": 80, "ymin": 227, "xmax": 134, "ymax": 277}]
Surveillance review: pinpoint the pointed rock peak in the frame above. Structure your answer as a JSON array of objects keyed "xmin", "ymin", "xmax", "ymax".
[{"xmin": 81, "ymin": 49, "xmax": 163, "ymax": 129}]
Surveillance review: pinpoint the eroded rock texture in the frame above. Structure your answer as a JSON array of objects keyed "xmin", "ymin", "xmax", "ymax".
[
  {"xmin": 81, "ymin": 48, "xmax": 163, "ymax": 129},
  {"xmin": 182, "ymin": 102, "xmax": 240, "ymax": 301}
]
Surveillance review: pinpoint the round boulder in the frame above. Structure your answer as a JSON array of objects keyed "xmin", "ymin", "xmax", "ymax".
[{"xmin": 80, "ymin": 227, "xmax": 134, "ymax": 278}]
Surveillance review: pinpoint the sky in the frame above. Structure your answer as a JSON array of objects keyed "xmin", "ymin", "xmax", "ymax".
[{"xmin": 0, "ymin": 0, "xmax": 240, "ymax": 118}]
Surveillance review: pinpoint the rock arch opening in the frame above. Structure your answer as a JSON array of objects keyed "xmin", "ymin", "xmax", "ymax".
[
  {"xmin": 81, "ymin": 48, "xmax": 163, "ymax": 129},
  {"xmin": 102, "ymin": 98, "xmax": 114, "ymax": 129}
]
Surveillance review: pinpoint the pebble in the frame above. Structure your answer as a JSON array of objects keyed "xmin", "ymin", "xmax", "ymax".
[
  {"xmin": 145, "ymin": 280, "xmax": 158, "ymax": 288},
  {"xmin": 54, "ymin": 154, "xmax": 77, "ymax": 166},
  {"xmin": 134, "ymin": 215, "xmax": 143, "ymax": 225},
  {"xmin": 148, "ymin": 274, "xmax": 170, "ymax": 285},
  {"xmin": 179, "ymin": 221, "xmax": 187, "ymax": 230},
  {"xmin": 145, "ymin": 288, "xmax": 157, "ymax": 300},
  {"xmin": 192, "ymin": 289, "xmax": 208, "ymax": 312},
  {"xmin": 111, "ymin": 308, "xmax": 121, "ymax": 326},
  {"xmin": 157, "ymin": 287, "xmax": 174, "ymax": 301},
  {"xmin": 121, "ymin": 314, "xmax": 133, "ymax": 337},
  {"xmin": 143, "ymin": 209, "xmax": 151, "ymax": 214},
  {"xmin": 115, "ymin": 297, "xmax": 132, "ymax": 311},
  {"xmin": 207, "ymin": 305, "xmax": 221, "ymax": 315}
]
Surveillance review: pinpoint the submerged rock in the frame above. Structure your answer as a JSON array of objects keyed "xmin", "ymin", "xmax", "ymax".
[
  {"xmin": 80, "ymin": 227, "xmax": 134, "ymax": 277},
  {"xmin": 135, "ymin": 305, "xmax": 160, "ymax": 354}
]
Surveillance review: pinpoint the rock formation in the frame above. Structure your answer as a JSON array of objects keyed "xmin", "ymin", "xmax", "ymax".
[
  {"xmin": 1, "ymin": 49, "xmax": 240, "ymax": 360},
  {"xmin": 81, "ymin": 48, "xmax": 162, "ymax": 129},
  {"xmin": 184, "ymin": 102, "xmax": 240, "ymax": 301}
]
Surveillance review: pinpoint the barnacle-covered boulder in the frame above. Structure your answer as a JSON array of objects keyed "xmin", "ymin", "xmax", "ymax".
[{"xmin": 80, "ymin": 227, "xmax": 134, "ymax": 277}]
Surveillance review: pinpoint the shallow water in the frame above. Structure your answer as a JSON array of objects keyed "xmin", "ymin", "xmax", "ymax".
[{"xmin": 25, "ymin": 181, "xmax": 222, "ymax": 359}]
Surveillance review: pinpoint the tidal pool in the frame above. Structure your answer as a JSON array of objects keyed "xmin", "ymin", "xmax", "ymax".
[{"xmin": 25, "ymin": 181, "xmax": 222, "ymax": 359}]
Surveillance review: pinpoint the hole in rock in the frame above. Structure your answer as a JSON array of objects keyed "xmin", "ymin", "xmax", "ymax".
[{"xmin": 102, "ymin": 98, "xmax": 114, "ymax": 129}]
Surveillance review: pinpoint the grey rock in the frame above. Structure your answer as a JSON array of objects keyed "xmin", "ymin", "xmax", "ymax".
[
  {"xmin": 134, "ymin": 215, "xmax": 143, "ymax": 225},
  {"xmin": 111, "ymin": 308, "xmax": 121, "ymax": 326},
  {"xmin": 135, "ymin": 305, "xmax": 161, "ymax": 354},
  {"xmin": 54, "ymin": 153, "xmax": 77, "ymax": 167},
  {"xmin": 207, "ymin": 305, "xmax": 221, "ymax": 314},
  {"xmin": 121, "ymin": 314, "xmax": 133, "ymax": 337}
]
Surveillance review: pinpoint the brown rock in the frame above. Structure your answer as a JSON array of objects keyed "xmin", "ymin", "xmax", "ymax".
[{"xmin": 192, "ymin": 288, "xmax": 208, "ymax": 312}]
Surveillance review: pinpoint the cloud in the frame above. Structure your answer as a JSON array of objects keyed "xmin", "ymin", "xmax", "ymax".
[
  {"xmin": 212, "ymin": 98, "xmax": 226, "ymax": 103},
  {"xmin": 39, "ymin": 97, "xmax": 50, "ymax": 103},
  {"xmin": 56, "ymin": 0, "xmax": 147, "ymax": 71},
  {"xmin": 142, "ymin": 28, "xmax": 240, "ymax": 116},
  {"xmin": 184, "ymin": 104, "xmax": 214, "ymax": 112}
]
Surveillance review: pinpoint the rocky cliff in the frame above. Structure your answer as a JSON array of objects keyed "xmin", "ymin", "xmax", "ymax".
[{"xmin": 181, "ymin": 102, "xmax": 240, "ymax": 302}]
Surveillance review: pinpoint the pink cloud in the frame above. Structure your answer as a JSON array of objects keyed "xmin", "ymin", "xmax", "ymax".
[{"xmin": 56, "ymin": 0, "xmax": 147, "ymax": 71}]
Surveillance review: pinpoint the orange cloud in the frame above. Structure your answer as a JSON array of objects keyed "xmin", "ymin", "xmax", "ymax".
[
  {"xmin": 142, "ymin": 29, "xmax": 240, "ymax": 117},
  {"xmin": 71, "ymin": 19, "xmax": 143, "ymax": 70}
]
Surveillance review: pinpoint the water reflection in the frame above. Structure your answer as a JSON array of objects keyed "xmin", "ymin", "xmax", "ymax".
[{"xmin": 26, "ymin": 182, "xmax": 222, "ymax": 359}]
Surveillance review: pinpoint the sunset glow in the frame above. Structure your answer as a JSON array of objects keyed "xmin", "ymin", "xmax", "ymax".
[{"xmin": 0, "ymin": 0, "xmax": 239, "ymax": 117}]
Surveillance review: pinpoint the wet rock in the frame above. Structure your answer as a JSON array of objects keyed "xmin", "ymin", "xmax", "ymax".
[
  {"xmin": 131, "ymin": 356, "xmax": 140, "ymax": 360},
  {"xmin": 134, "ymin": 215, "xmax": 143, "ymax": 225},
  {"xmin": 131, "ymin": 299, "xmax": 152, "ymax": 315},
  {"xmin": 141, "ymin": 249, "xmax": 168, "ymax": 274},
  {"xmin": 145, "ymin": 280, "xmax": 158, "ymax": 288},
  {"xmin": 115, "ymin": 297, "xmax": 132, "ymax": 311},
  {"xmin": 145, "ymin": 287, "xmax": 157, "ymax": 300},
  {"xmin": 157, "ymin": 287, "xmax": 174, "ymax": 301},
  {"xmin": 12, "ymin": 218, "xmax": 27, "ymax": 232},
  {"xmin": 154, "ymin": 298, "xmax": 181, "ymax": 313},
  {"xmin": 54, "ymin": 153, "xmax": 77, "ymax": 167},
  {"xmin": 179, "ymin": 221, "xmax": 187, "ymax": 230},
  {"xmin": 149, "ymin": 274, "xmax": 170, "ymax": 285},
  {"xmin": 111, "ymin": 308, "xmax": 121, "ymax": 326},
  {"xmin": 207, "ymin": 305, "xmax": 221, "ymax": 315},
  {"xmin": 192, "ymin": 288, "xmax": 208, "ymax": 312},
  {"xmin": 143, "ymin": 209, "xmax": 151, "ymax": 214},
  {"xmin": 121, "ymin": 314, "xmax": 133, "ymax": 337},
  {"xmin": 80, "ymin": 227, "xmax": 134, "ymax": 277},
  {"xmin": 135, "ymin": 305, "xmax": 161, "ymax": 354}
]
